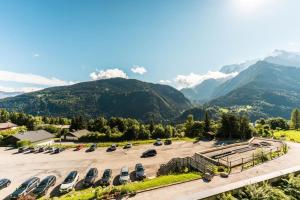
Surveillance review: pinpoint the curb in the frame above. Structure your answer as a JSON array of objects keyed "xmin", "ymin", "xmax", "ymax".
[{"xmin": 134, "ymin": 177, "xmax": 203, "ymax": 194}]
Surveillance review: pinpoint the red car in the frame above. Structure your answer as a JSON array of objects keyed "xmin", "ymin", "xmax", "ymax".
[{"xmin": 75, "ymin": 145, "xmax": 84, "ymax": 151}]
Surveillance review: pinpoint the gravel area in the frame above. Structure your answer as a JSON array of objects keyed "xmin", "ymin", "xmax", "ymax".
[{"xmin": 0, "ymin": 140, "xmax": 215, "ymax": 199}]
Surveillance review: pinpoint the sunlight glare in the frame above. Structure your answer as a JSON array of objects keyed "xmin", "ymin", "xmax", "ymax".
[{"xmin": 232, "ymin": 0, "xmax": 267, "ymax": 14}]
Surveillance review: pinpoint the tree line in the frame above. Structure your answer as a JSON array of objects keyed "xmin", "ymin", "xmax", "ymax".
[
  {"xmin": 0, "ymin": 109, "xmax": 71, "ymax": 130},
  {"xmin": 1, "ymin": 107, "xmax": 300, "ymax": 143}
]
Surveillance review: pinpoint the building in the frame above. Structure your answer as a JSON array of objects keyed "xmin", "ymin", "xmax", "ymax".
[
  {"xmin": 64, "ymin": 129, "xmax": 90, "ymax": 141},
  {"xmin": 0, "ymin": 122, "xmax": 18, "ymax": 131},
  {"xmin": 6, "ymin": 130, "xmax": 55, "ymax": 146}
]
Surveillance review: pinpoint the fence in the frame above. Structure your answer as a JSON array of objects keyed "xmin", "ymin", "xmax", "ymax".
[
  {"xmin": 218, "ymin": 145, "xmax": 287, "ymax": 170},
  {"xmin": 158, "ymin": 138, "xmax": 287, "ymax": 176},
  {"xmin": 157, "ymin": 153, "xmax": 216, "ymax": 176}
]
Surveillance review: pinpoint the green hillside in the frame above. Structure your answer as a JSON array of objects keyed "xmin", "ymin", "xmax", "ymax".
[
  {"xmin": 210, "ymin": 61, "xmax": 300, "ymax": 120},
  {"xmin": 0, "ymin": 78, "xmax": 191, "ymax": 122}
]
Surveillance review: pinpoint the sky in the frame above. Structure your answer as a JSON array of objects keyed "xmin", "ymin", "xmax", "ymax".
[{"xmin": 0, "ymin": 0, "xmax": 300, "ymax": 91}]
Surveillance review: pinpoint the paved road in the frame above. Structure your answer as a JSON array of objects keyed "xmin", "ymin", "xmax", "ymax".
[
  {"xmin": 131, "ymin": 142, "xmax": 300, "ymax": 200},
  {"xmin": 0, "ymin": 140, "xmax": 216, "ymax": 199}
]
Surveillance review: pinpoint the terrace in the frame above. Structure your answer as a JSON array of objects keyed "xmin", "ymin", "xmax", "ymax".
[{"xmin": 200, "ymin": 137, "xmax": 285, "ymax": 168}]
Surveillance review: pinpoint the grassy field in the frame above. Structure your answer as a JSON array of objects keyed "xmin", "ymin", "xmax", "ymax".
[
  {"xmin": 52, "ymin": 137, "xmax": 196, "ymax": 149},
  {"xmin": 119, "ymin": 172, "xmax": 201, "ymax": 192},
  {"xmin": 53, "ymin": 173, "xmax": 201, "ymax": 200},
  {"xmin": 273, "ymin": 130, "xmax": 300, "ymax": 142}
]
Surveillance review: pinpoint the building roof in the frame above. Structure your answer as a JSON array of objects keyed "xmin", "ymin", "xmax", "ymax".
[
  {"xmin": 0, "ymin": 122, "xmax": 17, "ymax": 129},
  {"xmin": 13, "ymin": 130, "xmax": 55, "ymax": 143},
  {"xmin": 68, "ymin": 129, "xmax": 90, "ymax": 138}
]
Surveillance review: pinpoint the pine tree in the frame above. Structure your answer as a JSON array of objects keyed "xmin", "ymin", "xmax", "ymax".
[
  {"xmin": 185, "ymin": 114, "xmax": 194, "ymax": 137},
  {"xmin": 204, "ymin": 111, "xmax": 211, "ymax": 133},
  {"xmin": 291, "ymin": 108, "xmax": 300, "ymax": 130}
]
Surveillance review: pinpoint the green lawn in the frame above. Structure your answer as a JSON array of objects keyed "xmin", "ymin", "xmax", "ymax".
[
  {"xmin": 119, "ymin": 172, "xmax": 201, "ymax": 192},
  {"xmin": 273, "ymin": 130, "xmax": 300, "ymax": 142},
  {"xmin": 97, "ymin": 137, "xmax": 195, "ymax": 147},
  {"xmin": 52, "ymin": 137, "xmax": 196, "ymax": 149},
  {"xmin": 54, "ymin": 173, "xmax": 201, "ymax": 200}
]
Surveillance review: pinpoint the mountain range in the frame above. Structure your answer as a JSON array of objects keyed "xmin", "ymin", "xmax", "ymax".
[
  {"xmin": 182, "ymin": 50, "xmax": 300, "ymax": 103},
  {"xmin": 1, "ymin": 50, "xmax": 300, "ymax": 122},
  {"xmin": 0, "ymin": 78, "xmax": 191, "ymax": 122},
  {"xmin": 210, "ymin": 61, "xmax": 300, "ymax": 119}
]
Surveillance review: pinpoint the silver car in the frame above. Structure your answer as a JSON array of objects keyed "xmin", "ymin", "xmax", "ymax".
[{"xmin": 119, "ymin": 167, "xmax": 130, "ymax": 184}]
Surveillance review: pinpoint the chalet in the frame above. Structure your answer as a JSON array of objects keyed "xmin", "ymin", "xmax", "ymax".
[
  {"xmin": 64, "ymin": 129, "xmax": 90, "ymax": 141},
  {"xmin": 0, "ymin": 122, "xmax": 18, "ymax": 131},
  {"xmin": 6, "ymin": 130, "xmax": 55, "ymax": 146}
]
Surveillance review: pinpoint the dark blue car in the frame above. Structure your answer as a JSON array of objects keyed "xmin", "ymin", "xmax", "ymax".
[
  {"xmin": 33, "ymin": 175, "xmax": 56, "ymax": 197},
  {"xmin": 0, "ymin": 179, "xmax": 11, "ymax": 190},
  {"xmin": 10, "ymin": 177, "xmax": 40, "ymax": 199}
]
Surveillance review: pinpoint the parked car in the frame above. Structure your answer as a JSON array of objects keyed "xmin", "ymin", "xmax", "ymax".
[
  {"xmin": 59, "ymin": 171, "xmax": 79, "ymax": 193},
  {"xmin": 53, "ymin": 148, "xmax": 60, "ymax": 154},
  {"xmin": 154, "ymin": 138, "xmax": 163, "ymax": 146},
  {"xmin": 18, "ymin": 147, "xmax": 27, "ymax": 153},
  {"xmin": 33, "ymin": 175, "xmax": 56, "ymax": 198},
  {"xmin": 107, "ymin": 144, "xmax": 117, "ymax": 151},
  {"xmin": 135, "ymin": 163, "xmax": 146, "ymax": 180},
  {"xmin": 0, "ymin": 178, "xmax": 11, "ymax": 190},
  {"xmin": 88, "ymin": 144, "xmax": 97, "ymax": 152},
  {"xmin": 100, "ymin": 169, "xmax": 112, "ymax": 186},
  {"xmin": 119, "ymin": 167, "xmax": 130, "ymax": 184},
  {"xmin": 48, "ymin": 147, "xmax": 55, "ymax": 153},
  {"xmin": 38, "ymin": 146, "xmax": 46, "ymax": 153},
  {"xmin": 54, "ymin": 147, "xmax": 65, "ymax": 154},
  {"xmin": 83, "ymin": 168, "xmax": 98, "ymax": 187},
  {"xmin": 141, "ymin": 149, "xmax": 157, "ymax": 157},
  {"xmin": 204, "ymin": 172, "xmax": 213, "ymax": 182},
  {"xmin": 10, "ymin": 177, "xmax": 40, "ymax": 199},
  {"xmin": 164, "ymin": 139, "xmax": 172, "ymax": 145},
  {"xmin": 28, "ymin": 147, "xmax": 36, "ymax": 153},
  {"xmin": 123, "ymin": 143, "xmax": 132, "ymax": 149},
  {"xmin": 75, "ymin": 144, "xmax": 84, "ymax": 151}
]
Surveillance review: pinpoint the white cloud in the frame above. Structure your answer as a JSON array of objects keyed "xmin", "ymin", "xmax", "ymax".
[
  {"xmin": 33, "ymin": 53, "xmax": 40, "ymax": 57},
  {"xmin": 0, "ymin": 86, "xmax": 42, "ymax": 93},
  {"xmin": 175, "ymin": 71, "xmax": 238, "ymax": 89},
  {"xmin": 90, "ymin": 68, "xmax": 128, "ymax": 80},
  {"xmin": 131, "ymin": 65, "xmax": 147, "ymax": 75},
  {"xmin": 0, "ymin": 70, "xmax": 72, "ymax": 86},
  {"xmin": 159, "ymin": 80, "xmax": 172, "ymax": 85}
]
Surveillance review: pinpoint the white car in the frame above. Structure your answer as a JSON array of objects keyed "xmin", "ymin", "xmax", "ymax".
[
  {"xmin": 119, "ymin": 167, "xmax": 130, "ymax": 184},
  {"xmin": 59, "ymin": 171, "xmax": 79, "ymax": 193}
]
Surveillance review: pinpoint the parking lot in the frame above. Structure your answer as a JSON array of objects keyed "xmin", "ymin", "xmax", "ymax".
[{"xmin": 0, "ymin": 140, "xmax": 216, "ymax": 199}]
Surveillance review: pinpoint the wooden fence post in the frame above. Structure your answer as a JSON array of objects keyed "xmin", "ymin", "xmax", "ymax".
[
  {"xmin": 227, "ymin": 156, "xmax": 229, "ymax": 167},
  {"xmin": 242, "ymin": 158, "xmax": 244, "ymax": 171}
]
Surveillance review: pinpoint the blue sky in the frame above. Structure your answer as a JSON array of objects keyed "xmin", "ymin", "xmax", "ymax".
[{"xmin": 0, "ymin": 0, "xmax": 300, "ymax": 91}]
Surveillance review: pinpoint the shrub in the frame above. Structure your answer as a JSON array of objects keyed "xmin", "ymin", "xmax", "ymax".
[
  {"xmin": 41, "ymin": 125, "xmax": 60, "ymax": 134},
  {"xmin": 17, "ymin": 140, "xmax": 31, "ymax": 147}
]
